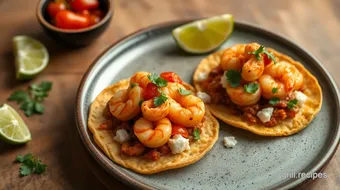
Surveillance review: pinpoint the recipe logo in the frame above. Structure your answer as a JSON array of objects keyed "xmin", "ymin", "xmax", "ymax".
[{"xmin": 283, "ymin": 172, "xmax": 327, "ymax": 180}]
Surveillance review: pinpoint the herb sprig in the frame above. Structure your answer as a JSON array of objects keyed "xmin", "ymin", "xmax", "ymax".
[
  {"xmin": 226, "ymin": 70, "xmax": 241, "ymax": 87},
  {"xmin": 15, "ymin": 153, "xmax": 47, "ymax": 176},
  {"xmin": 287, "ymin": 99, "xmax": 298, "ymax": 110},
  {"xmin": 248, "ymin": 45, "xmax": 277, "ymax": 64},
  {"xmin": 8, "ymin": 81, "xmax": 52, "ymax": 117},
  {"xmin": 193, "ymin": 128, "xmax": 200, "ymax": 140},
  {"xmin": 148, "ymin": 74, "xmax": 168, "ymax": 87},
  {"xmin": 178, "ymin": 88, "xmax": 191, "ymax": 96},
  {"xmin": 244, "ymin": 83, "xmax": 259, "ymax": 94}
]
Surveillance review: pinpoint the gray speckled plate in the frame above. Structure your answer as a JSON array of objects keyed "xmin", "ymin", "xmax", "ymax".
[{"xmin": 76, "ymin": 20, "xmax": 340, "ymax": 190}]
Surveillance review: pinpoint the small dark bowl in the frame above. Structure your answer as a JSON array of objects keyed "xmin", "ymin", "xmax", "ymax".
[{"xmin": 36, "ymin": 0, "xmax": 113, "ymax": 47}]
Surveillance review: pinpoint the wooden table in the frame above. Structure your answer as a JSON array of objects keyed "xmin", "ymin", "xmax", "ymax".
[{"xmin": 1, "ymin": 0, "xmax": 339, "ymax": 189}]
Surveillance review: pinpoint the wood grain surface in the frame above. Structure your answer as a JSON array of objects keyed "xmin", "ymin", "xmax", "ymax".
[{"xmin": 0, "ymin": 0, "xmax": 339, "ymax": 189}]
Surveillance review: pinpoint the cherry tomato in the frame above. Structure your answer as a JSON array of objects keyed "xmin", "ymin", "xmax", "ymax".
[
  {"xmin": 47, "ymin": 2, "xmax": 67, "ymax": 18},
  {"xmin": 89, "ymin": 14, "xmax": 101, "ymax": 25},
  {"xmin": 263, "ymin": 54, "xmax": 272, "ymax": 66},
  {"xmin": 171, "ymin": 125, "xmax": 189, "ymax": 138},
  {"xmin": 160, "ymin": 72, "xmax": 182, "ymax": 84},
  {"xmin": 91, "ymin": 9, "xmax": 105, "ymax": 18},
  {"xmin": 143, "ymin": 83, "xmax": 160, "ymax": 100},
  {"xmin": 80, "ymin": 9, "xmax": 90, "ymax": 16},
  {"xmin": 55, "ymin": 10, "xmax": 90, "ymax": 29},
  {"xmin": 70, "ymin": 0, "xmax": 99, "ymax": 11}
]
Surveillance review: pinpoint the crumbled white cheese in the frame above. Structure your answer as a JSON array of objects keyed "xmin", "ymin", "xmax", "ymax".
[
  {"xmin": 294, "ymin": 91, "xmax": 308, "ymax": 106},
  {"xmin": 113, "ymin": 129, "xmax": 130, "ymax": 144},
  {"xmin": 257, "ymin": 107, "xmax": 274, "ymax": 123},
  {"xmin": 220, "ymin": 71, "xmax": 227, "ymax": 88},
  {"xmin": 168, "ymin": 134, "xmax": 190, "ymax": 154},
  {"xmin": 196, "ymin": 72, "xmax": 208, "ymax": 82},
  {"xmin": 197, "ymin": 91, "xmax": 211, "ymax": 103},
  {"xmin": 223, "ymin": 136, "xmax": 237, "ymax": 148}
]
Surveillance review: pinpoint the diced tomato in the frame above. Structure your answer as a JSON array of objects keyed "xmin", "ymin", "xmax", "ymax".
[
  {"xmin": 55, "ymin": 10, "xmax": 90, "ymax": 29},
  {"xmin": 91, "ymin": 9, "xmax": 105, "ymax": 18},
  {"xmin": 160, "ymin": 72, "xmax": 182, "ymax": 84},
  {"xmin": 80, "ymin": 9, "xmax": 90, "ymax": 16},
  {"xmin": 89, "ymin": 14, "xmax": 101, "ymax": 25},
  {"xmin": 143, "ymin": 83, "xmax": 160, "ymax": 100},
  {"xmin": 171, "ymin": 125, "xmax": 189, "ymax": 138},
  {"xmin": 47, "ymin": 2, "xmax": 67, "ymax": 18},
  {"xmin": 70, "ymin": 0, "xmax": 99, "ymax": 11},
  {"xmin": 263, "ymin": 54, "xmax": 272, "ymax": 66}
]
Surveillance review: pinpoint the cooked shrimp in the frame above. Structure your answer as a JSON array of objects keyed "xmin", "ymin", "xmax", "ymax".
[
  {"xmin": 226, "ymin": 81, "xmax": 262, "ymax": 106},
  {"xmin": 259, "ymin": 61, "xmax": 304, "ymax": 99},
  {"xmin": 108, "ymin": 86, "xmax": 143, "ymax": 121},
  {"xmin": 241, "ymin": 57, "xmax": 264, "ymax": 81},
  {"xmin": 244, "ymin": 42, "xmax": 261, "ymax": 60},
  {"xmin": 141, "ymin": 99, "xmax": 170, "ymax": 121},
  {"xmin": 220, "ymin": 44, "xmax": 246, "ymax": 71},
  {"xmin": 161, "ymin": 82, "xmax": 185, "ymax": 99},
  {"xmin": 121, "ymin": 141, "xmax": 146, "ymax": 156},
  {"xmin": 130, "ymin": 71, "xmax": 151, "ymax": 88},
  {"xmin": 134, "ymin": 117, "xmax": 172, "ymax": 148},
  {"xmin": 168, "ymin": 95, "xmax": 205, "ymax": 127}
]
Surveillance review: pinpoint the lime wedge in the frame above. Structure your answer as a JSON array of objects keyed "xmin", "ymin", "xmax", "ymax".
[
  {"xmin": 172, "ymin": 14, "xmax": 234, "ymax": 54},
  {"xmin": 13, "ymin": 36, "xmax": 49, "ymax": 80},
  {"xmin": 0, "ymin": 104, "xmax": 31, "ymax": 144}
]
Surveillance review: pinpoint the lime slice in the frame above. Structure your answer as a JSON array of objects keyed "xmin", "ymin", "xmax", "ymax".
[
  {"xmin": 13, "ymin": 36, "xmax": 49, "ymax": 80},
  {"xmin": 172, "ymin": 14, "xmax": 234, "ymax": 54},
  {"xmin": 0, "ymin": 104, "xmax": 31, "ymax": 144}
]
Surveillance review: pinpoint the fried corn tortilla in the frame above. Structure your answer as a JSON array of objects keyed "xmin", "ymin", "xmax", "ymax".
[
  {"xmin": 193, "ymin": 47, "xmax": 322, "ymax": 136},
  {"xmin": 88, "ymin": 79, "xmax": 219, "ymax": 174}
]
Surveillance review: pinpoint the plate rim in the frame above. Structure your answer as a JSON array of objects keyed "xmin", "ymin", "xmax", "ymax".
[{"xmin": 75, "ymin": 19, "xmax": 340, "ymax": 190}]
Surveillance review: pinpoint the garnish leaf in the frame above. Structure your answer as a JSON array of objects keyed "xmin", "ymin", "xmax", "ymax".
[
  {"xmin": 130, "ymin": 83, "xmax": 138, "ymax": 88},
  {"xmin": 138, "ymin": 100, "xmax": 144, "ymax": 107},
  {"xmin": 193, "ymin": 128, "xmax": 200, "ymax": 140},
  {"xmin": 178, "ymin": 88, "xmax": 191, "ymax": 96},
  {"xmin": 15, "ymin": 153, "xmax": 47, "ymax": 177},
  {"xmin": 244, "ymin": 83, "xmax": 259, "ymax": 94},
  {"xmin": 226, "ymin": 70, "xmax": 241, "ymax": 87},
  {"xmin": 248, "ymin": 45, "xmax": 277, "ymax": 64},
  {"xmin": 8, "ymin": 91, "xmax": 30, "ymax": 104},
  {"xmin": 287, "ymin": 99, "xmax": 298, "ymax": 110},
  {"xmin": 272, "ymin": 87, "xmax": 278, "ymax": 93},
  {"xmin": 148, "ymin": 74, "xmax": 168, "ymax": 87},
  {"xmin": 269, "ymin": 97, "xmax": 280, "ymax": 105},
  {"xmin": 153, "ymin": 93, "xmax": 168, "ymax": 107},
  {"xmin": 8, "ymin": 81, "xmax": 52, "ymax": 117}
]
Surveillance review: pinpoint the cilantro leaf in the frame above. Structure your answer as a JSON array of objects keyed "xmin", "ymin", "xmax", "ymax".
[
  {"xmin": 244, "ymin": 83, "xmax": 259, "ymax": 94},
  {"xmin": 8, "ymin": 81, "xmax": 52, "ymax": 117},
  {"xmin": 20, "ymin": 164, "xmax": 33, "ymax": 176},
  {"xmin": 178, "ymin": 88, "xmax": 191, "ymax": 96},
  {"xmin": 226, "ymin": 70, "xmax": 241, "ymax": 87},
  {"xmin": 193, "ymin": 128, "xmax": 200, "ymax": 140},
  {"xmin": 15, "ymin": 155, "xmax": 25, "ymax": 163},
  {"xmin": 138, "ymin": 100, "xmax": 144, "ymax": 107},
  {"xmin": 272, "ymin": 87, "xmax": 278, "ymax": 93},
  {"xmin": 130, "ymin": 83, "xmax": 139, "ymax": 88},
  {"xmin": 34, "ymin": 161, "xmax": 47, "ymax": 174},
  {"xmin": 8, "ymin": 91, "xmax": 30, "ymax": 104},
  {"xmin": 287, "ymin": 99, "xmax": 298, "ymax": 110},
  {"xmin": 34, "ymin": 102, "xmax": 44, "ymax": 114},
  {"xmin": 148, "ymin": 74, "xmax": 168, "ymax": 87},
  {"xmin": 248, "ymin": 45, "xmax": 277, "ymax": 64},
  {"xmin": 15, "ymin": 153, "xmax": 47, "ymax": 177},
  {"xmin": 269, "ymin": 97, "xmax": 280, "ymax": 105},
  {"xmin": 153, "ymin": 93, "xmax": 168, "ymax": 107}
]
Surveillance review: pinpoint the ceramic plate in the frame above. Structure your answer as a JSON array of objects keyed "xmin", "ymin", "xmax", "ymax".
[{"xmin": 76, "ymin": 20, "xmax": 340, "ymax": 190}]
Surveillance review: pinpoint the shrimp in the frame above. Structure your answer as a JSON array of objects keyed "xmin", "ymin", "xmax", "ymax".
[
  {"xmin": 220, "ymin": 43, "xmax": 264, "ymax": 81},
  {"xmin": 160, "ymin": 82, "xmax": 186, "ymax": 99},
  {"xmin": 130, "ymin": 71, "xmax": 151, "ymax": 88},
  {"xmin": 134, "ymin": 117, "xmax": 172, "ymax": 148},
  {"xmin": 241, "ymin": 57, "xmax": 264, "ymax": 82},
  {"xmin": 220, "ymin": 44, "xmax": 246, "ymax": 72},
  {"xmin": 108, "ymin": 86, "xmax": 143, "ymax": 121},
  {"xmin": 168, "ymin": 95, "xmax": 205, "ymax": 127},
  {"xmin": 226, "ymin": 81, "xmax": 262, "ymax": 106},
  {"xmin": 141, "ymin": 99, "xmax": 170, "ymax": 121},
  {"xmin": 259, "ymin": 61, "xmax": 303, "ymax": 99}
]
